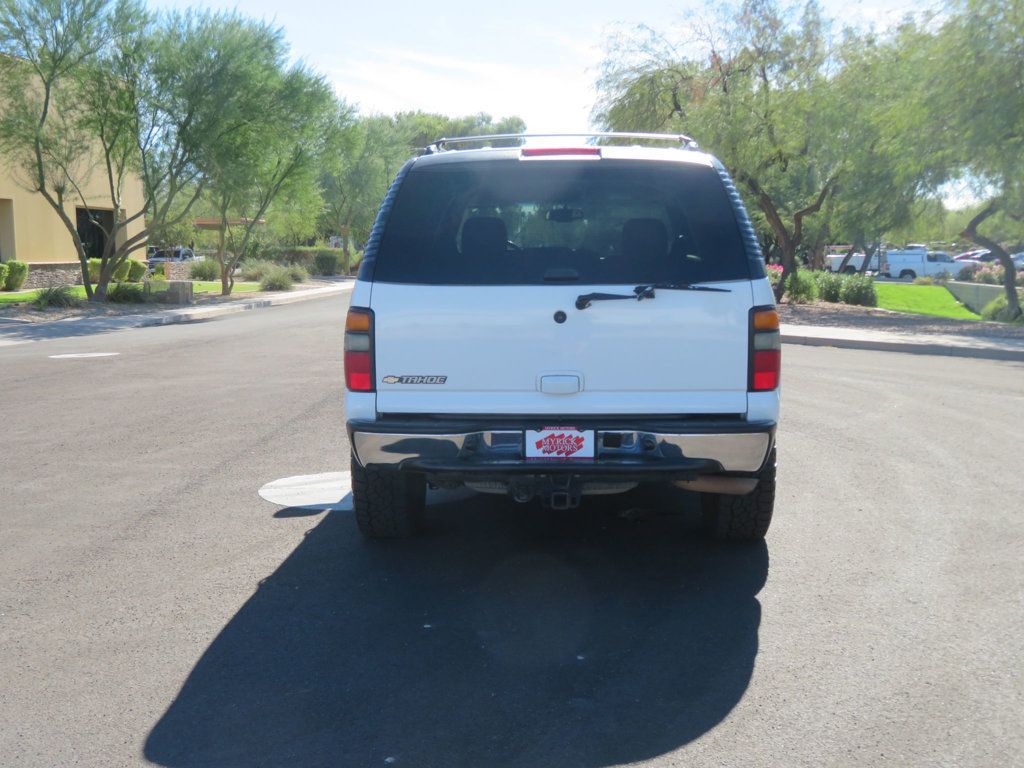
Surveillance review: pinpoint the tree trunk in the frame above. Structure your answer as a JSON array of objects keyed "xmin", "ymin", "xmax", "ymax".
[
  {"xmin": 775, "ymin": 244, "xmax": 797, "ymax": 303},
  {"xmin": 341, "ymin": 223, "xmax": 351, "ymax": 275},
  {"xmin": 962, "ymin": 200, "xmax": 1021, "ymax": 319},
  {"xmin": 217, "ymin": 222, "xmax": 232, "ymax": 296},
  {"xmin": 858, "ymin": 240, "xmax": 880, "ymax": 275}
]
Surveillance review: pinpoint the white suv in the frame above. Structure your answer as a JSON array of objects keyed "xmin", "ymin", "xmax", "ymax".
[{"xmin": 344, "ymin": 133, "xmax": 780, "ymax": 540}]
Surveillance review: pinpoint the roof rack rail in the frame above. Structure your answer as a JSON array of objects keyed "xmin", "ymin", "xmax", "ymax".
[{"xmin": 424, "ymin": 132, "xmax": 699, "ymax": 154}]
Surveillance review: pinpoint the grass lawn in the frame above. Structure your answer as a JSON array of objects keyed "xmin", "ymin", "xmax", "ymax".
[
  {"xmin": 0, "ymin": 282, "xmax": 261, "ymax": 304},
  {"xmin": 875, "ymin": 283, "xmax": 980, "ymax": 320},
  {"xmin": 191, "ymin": 281, "xmax": 261, "ymax": 295},
  {"xmin": 0, "ymin": 286, "xmax": 89, "ymax": 305}
]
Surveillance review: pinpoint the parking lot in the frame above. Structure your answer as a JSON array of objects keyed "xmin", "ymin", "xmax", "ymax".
[{"xmin": 1, "ymin": 295, "xmax": 1021, "ymax": 767}]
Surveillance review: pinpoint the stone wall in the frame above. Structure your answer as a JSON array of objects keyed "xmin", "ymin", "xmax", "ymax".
[
  {"xmin": 946, "ymin": 281, "xmax": 1024, "ymax": 314},
  {"xmin": 23, "ymin": 262, "xmax": 83, "ymax": 289},
  {"xmin": 163, "ymin": 262, "xmax": 192, "ymax": 281}
]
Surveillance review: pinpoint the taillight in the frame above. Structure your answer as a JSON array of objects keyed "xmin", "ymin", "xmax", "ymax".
[
  {"xmin": 345, "ymin": 307, "xmax": 374, "ymax": 392},
  {"xmin": 750, "ymin": 308, "xmax": 780, "ymax": 391}
]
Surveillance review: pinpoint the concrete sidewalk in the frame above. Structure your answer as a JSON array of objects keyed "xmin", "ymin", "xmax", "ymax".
[
  {"xmin": 0, "ymin": 282, "xmax": 353, "ymax": 347},
  {"xmin": 782, "ymin": 323, "xmax": 1024, "ymax": 362}
]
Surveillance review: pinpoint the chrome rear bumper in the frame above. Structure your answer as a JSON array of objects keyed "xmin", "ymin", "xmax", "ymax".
[{"xmin": 351, "ymin": 427, "xmax": 772, "ymax": 473}]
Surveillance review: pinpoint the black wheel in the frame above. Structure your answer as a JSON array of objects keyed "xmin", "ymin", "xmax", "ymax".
[
  {"xmin": 351, "ymin": 457, "xmax": 426, "ymax": 538},
  {"xmin": 702, "ymin": 447, "xmax": 776, "ymax": 541},
  {"xmin": 899, "ymin": 270, "xmax": 916, "ymax": 280},
  {"xmin": 842, "ymin": 266, "xmax": 856, "ymax": 274}
]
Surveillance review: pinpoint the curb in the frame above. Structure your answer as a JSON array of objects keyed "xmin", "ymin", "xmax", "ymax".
[
  {"xmin": 133, "ymin": 283, "xmax": 354, "ymax": 327},
  {"xmin": 781, "ymin": 331, "xmax": 1024, "ymax": 362}
]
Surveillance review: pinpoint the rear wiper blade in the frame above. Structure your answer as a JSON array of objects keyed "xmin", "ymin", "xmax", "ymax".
[
  {"xmin": 634, "ymin": 282, "xmax": 732, "ymax": 294},
  {"xmin": 575, "ymin": 282, "xmax": 730, "ymax": 310}
]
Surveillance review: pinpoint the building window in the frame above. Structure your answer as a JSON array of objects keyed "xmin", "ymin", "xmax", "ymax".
[{"xmin": 76, "ymin": 208, "xmax": 114, "ymax": 259}]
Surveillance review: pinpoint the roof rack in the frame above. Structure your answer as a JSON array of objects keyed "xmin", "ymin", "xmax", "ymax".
[{"xmin": 424, "ymin": 132, "xmax": 700, "ymax": 154}]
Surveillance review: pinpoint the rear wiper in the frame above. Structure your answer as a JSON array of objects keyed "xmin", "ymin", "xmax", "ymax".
[{"xmin": 575, "ymin": 282, "xmax": 730, "ymax": 310}]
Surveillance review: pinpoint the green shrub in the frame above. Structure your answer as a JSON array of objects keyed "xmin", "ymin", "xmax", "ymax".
[
  {"xmin": 839, "ymin": 274, "xmax": 877, "ymax": 306},
  {"xmin": 239, "ymin": 259, "xmax": 277, "ymax": 281},
  {"xmin": 313, "ymin": 250, "xmax": 340, "ymax": 276},
  {"xmin": 127, "ymin": 259, "xmax": 147, "ymax": 282},
  {"xmin": 0, "ymin": 263, "xmax": 8, "ymax": 291},
  {"xmin": 107, "ymin": 282, "xmax": 146, "ymax": 303},
  {"xmin": 980, "ymin": 294, "xmax": 1024, "ymax": 324},
  {"xmin": 259, "ymin": 266, "xmax": 294, "ymax": 292},
  {"xmin": 3, "ymin": 259, "xmax": 29, "ymax": 291},
  {"xmin": 813, "ymin": 270, "xmax": 843, "ymax": 302},
  {"xmin": 33, "ymin": 285, "xmax": 80, "ymax": 309},
  {"xmin": 112, "ymin": 259, "xmax": 131, "ymax": 282},
  {"xmin": 348, "ymin": 250, "xmax": 364, "ymax": 273},
  {"xmin": 189, "ymin": 258, "xmax": 220, "ymax": 280},
  {"xmin": 784, "ymin": 269, "xmax": 817, "ymax": 303},
  {"xmin": 285, "ymin": 263, "xmax": 308, "ymax": 282},
  {"xmin": 153, "ymin": 263, "xmax": 166, "ymax": 278},
  {"xmin": 87, "ymin": 258, "xmax": 102, "ymax": 283},
  {"xmin": 956, "ymin": 264, "xmax": 980, "ymax": 281},
  {"xmin": 913, "ymin": 276, "xmax": 935, "ymax": 286}
]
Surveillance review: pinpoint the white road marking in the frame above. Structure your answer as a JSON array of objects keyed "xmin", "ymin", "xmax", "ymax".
[
  {"xmin": 49, "ymin": 352, "xmax": 120, "ymax": 359},
  {"xmin": 258, "ymin": 472, "xmax": 353, "ymax": 511}
]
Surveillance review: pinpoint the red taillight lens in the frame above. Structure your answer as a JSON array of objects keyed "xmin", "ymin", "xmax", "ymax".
[
  {"xmin": 344, "ymin": 308, "xmax": 374, "ymax": 391},
  {"xmin": 750, "ymin": 308, "xmax": 781, "ymax": 391},
  {"xmin": 752, "ymin": 350, "xmax": 781, "ymax": 391}
]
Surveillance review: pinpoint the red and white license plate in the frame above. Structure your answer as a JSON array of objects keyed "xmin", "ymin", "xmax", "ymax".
[{"xmin": 525, "ymin": 427, "xmax": 595, "ymax": 459}]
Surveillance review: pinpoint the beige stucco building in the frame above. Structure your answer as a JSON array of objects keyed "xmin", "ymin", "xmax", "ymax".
[{"xmin": 0, "ymin": 160, "xmax": 146, "ymax": 274}]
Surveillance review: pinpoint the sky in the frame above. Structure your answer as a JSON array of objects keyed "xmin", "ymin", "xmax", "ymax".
[
  {"xmin": 147, "ymin": 0, "xmax": 971, "ymax": 206},
  {"xmin": 148, "ymin": 0, "xmax": 930, "ymax": 133}
]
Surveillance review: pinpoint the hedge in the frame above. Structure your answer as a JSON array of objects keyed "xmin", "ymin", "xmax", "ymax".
[{"xmin": 3, "ymin": 259, "xmax": 29, "ymax": 291}]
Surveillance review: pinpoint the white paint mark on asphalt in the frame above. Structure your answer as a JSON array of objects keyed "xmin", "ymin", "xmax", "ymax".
[
  {"xmin": 423, "ymin": 624, "xmax": 432, "ymax": 629},
  {"xmin": 258, "ymin": 472, "xmax": 353, "ymax": 511},
  {"xmin": 49, "ymin": 352, "xmax": 120, "ymax": 359}
]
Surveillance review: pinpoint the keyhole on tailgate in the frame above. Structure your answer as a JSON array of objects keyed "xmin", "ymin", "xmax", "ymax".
[{"xmin": 553, "ymin": 310, "xmax": 567, "ymax": 324}]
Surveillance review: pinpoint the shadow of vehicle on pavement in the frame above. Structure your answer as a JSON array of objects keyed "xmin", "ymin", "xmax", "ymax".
[{"xmin": 145, "ymin": 486, "xmax": 768, "ymax": 767}]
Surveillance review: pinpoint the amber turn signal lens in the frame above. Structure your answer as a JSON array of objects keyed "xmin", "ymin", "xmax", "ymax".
[
  {"xmin": 346, "ymin": 309, "xmax": 372, "ymax": 332},
  {"xmin": 753, "ymin": 309, "xmax": 780, "ymax": 331}
]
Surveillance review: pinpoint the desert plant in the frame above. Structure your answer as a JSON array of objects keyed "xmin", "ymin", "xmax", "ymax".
[
  {"xmin": 766, "ymin": 263, "xmax": 783, "ymax": 289},
  {"xmin": 912, "ymin": 276, "xmax": 935, "ymax": 286},
  {"xmin": 127, "ymin": 260, "xmax": 147, "ymax": 282},
  {"xmin": 285, "ymin": 263, "xmax": 308, "ymax": 282},
  {"xmin": 975, "ymin": 266, "xmax": 1002, "ymax": 285},
  {"xmin": 32, "ymin": 285, "xmax": 80, "ymax": 309},
  {"xmin": 3, "ymin": 260, "xmax": 29, "ymax": 291},
  {"xmin": 239, "ymin": 259, "xmax": 276, "ymax": 281},
  {"xmin": 259, "ymin": 266, "xmax": 294, "ymax": 292},
  {"xmin": 980, "ymin": 294, "xmax": 1023, "ymax": 323},
  {"xmin": 839, "ymin": 274, "xmax": 877, "ymax": 307},
  {"xmin": 0, "ymin": 263, "xmax": 8, "ymax": 291},
  {"xmin": 813, "ymin": 270, "xmax": 843, "ymax": 302},
  {"xmin": 313, "ymin": 250, "xmax": 340, "ymax": 276},
  {"xmin": 189, "ymin": 259, "xmax": 220, "ymax": 280},
  {"xmin": 106, "ymin": 283, "xmax": 146, "ymax": 303},
  {"xmin": 784, "ymin": 269, "xmax": 817, "ymax": 304},
  {"xmin": 112, "ymin": 260, "xmax": 131, "ymax": 282}
]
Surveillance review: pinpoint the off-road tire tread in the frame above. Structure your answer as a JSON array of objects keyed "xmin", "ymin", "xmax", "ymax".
[
  {"xmin": 351, "ymin": 458, "xmax": 425, "ymax": 538},
  {"xmin": 703, "ymin": 448, "xmax": 776, "ymax": 541}
]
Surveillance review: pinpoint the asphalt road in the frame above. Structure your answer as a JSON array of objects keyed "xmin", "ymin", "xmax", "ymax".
[{"xmin": 1, "ymin": 296, "xmax": 1021, "ymax": 767}]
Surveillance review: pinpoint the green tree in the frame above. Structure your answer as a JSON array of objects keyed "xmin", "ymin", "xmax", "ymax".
[
  {"xmin": 596, "ymin": 0, "xmax": 846, "ymax": 299},
  {"xmin": 923, "ymin": 0, "xmax": 1024, "ymax": 318},
  {"xmin": 201, "ymin": 27, "xmax": 342, "ymax": 295},
  {"xmin": 0, "ymin": 1, "xmax": 301, "ymax": 300}
]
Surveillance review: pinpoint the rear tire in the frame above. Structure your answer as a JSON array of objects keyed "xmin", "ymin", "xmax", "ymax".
[
  {"xmin": 351, "ymin": 457, "xmax": 426, "ymax": 538},
  {"xmin": 702, "ymin": 448, "xmax": 776, "ymax": 541},
  {"xmin": 899, "ymin": 270, "xmax": 916, "ymax": 280}
]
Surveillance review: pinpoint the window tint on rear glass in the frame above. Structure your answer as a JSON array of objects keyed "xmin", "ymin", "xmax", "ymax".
[{"xmin": 372, "ymin": 160, "xmax": 751, "ymax": 285}]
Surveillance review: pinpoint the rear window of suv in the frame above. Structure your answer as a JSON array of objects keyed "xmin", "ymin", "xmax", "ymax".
[{"xmin": 372, "ymin": 159, "xmax": 751, "ymax": 285}]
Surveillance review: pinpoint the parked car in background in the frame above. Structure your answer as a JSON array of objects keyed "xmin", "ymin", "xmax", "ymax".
[
  {"xmin": 825, "ymin": 251, "xmax": 883, "ymax": 273},
  {"xmin": 954, "ymin": 249, "xmax": 989, "ymax": 262},
  {"xmin": 882, "ymin": 248, "xmax": 978, "ymax": 279},
  {"xmin": 147, "ymin": 246, "xmax": 199, "ymax": 269}
]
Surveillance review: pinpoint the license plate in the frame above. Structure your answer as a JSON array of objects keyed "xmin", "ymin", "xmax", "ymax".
[{"xmin": 526, "ymin": 427, "xmax": 595, "ymax": 459}]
